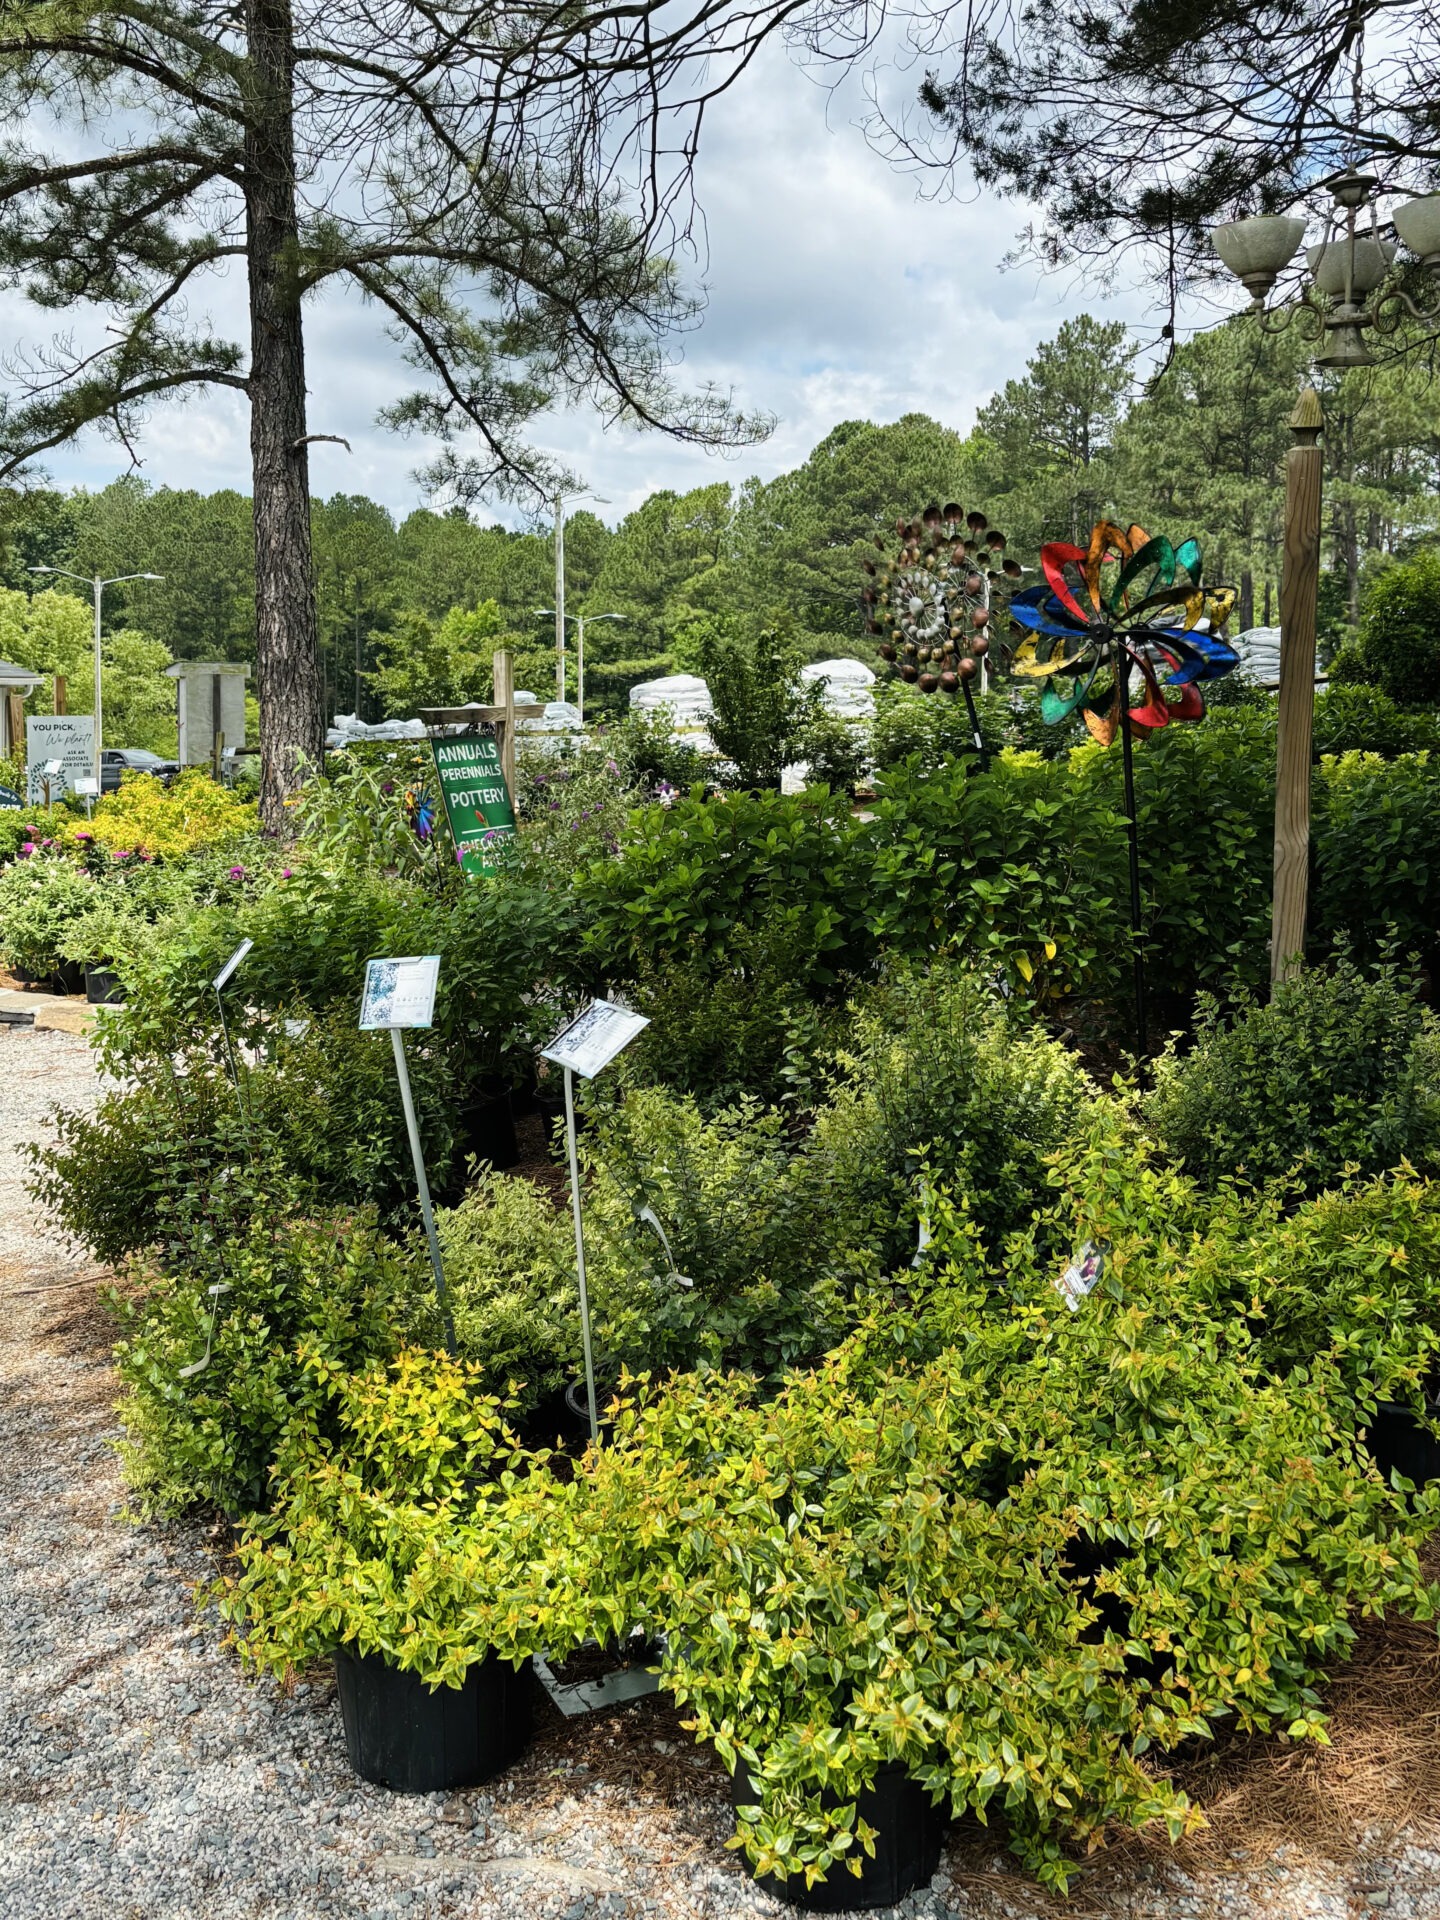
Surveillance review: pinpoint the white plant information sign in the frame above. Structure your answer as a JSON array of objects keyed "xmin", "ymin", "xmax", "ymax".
[
  {"xmin": 359, "ymin": 954, "xmax": 441, "ymax": 1031},
  {"xmin": 1054, "ymin": 1241, "xmax": 1105, "ymax": 1313},
  {"xmin": 541, "ymin": 999, "xmax": 650, "ymax": 1079},
  {"xmin": 25, "ymin": 714, "xmax": 94, "ymax": 802}
]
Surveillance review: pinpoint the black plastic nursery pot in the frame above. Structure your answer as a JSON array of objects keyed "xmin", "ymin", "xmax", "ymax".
[
  {"xmin": 729, "ymin": 1760, "xmax": 946, "ymax": 1911},
  {"xmin": 457, "ymin": 1083, "xmax": 520, "ymax": 1172},
  {"xmin": 1364, "ymin": 1402, "xmax": 1440, "ymax": 1490},
  {"xmin": 84, "ymin": 965, "xmax": 126, "ymax": 1005},
  {"xmin": 332, "ymin": 1647, "xmax": 533, "ymax": 1793}
]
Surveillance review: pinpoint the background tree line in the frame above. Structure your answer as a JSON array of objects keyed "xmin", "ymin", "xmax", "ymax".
[{"xmin": 2, "ymin": 310, "xmax": 1436, "ymax": 745}]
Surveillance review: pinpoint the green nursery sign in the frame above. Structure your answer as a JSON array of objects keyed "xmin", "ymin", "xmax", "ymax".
[{"xmin": 431, "ymin": 728, "xmax": 516, "ymax": 876}]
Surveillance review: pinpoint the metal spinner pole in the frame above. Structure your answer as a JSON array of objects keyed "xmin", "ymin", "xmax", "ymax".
[
  {"xmin": 1116, "ymin": 653, "xmax": 1148, "ymax": 1058},
  {"xmin": 960, "ymin": 674, "xmax": 990, "ymax": 773},
  {"xmin": 563, "ymin": 1065, "xmax": 601, "ymax": 1445},
  {"xmin": 390, "ymin": 1028, "xmax": 457, "ymax": 1355}
]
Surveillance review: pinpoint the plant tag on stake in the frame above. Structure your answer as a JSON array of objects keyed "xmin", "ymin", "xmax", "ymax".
[
  {"xmin": 359, "ymin": 954, "xmax": 440, "ymax": 1031},
  {"xmin": 540, "ymin": 999, "xmax": 650, "ymax": 1079},
  {"xmin": 539, "ymin": 999, "xmax": 652, "ymax": 1447},
  {"xmin": 213, "ymin": 937, "xmax": 254, "ymax": 992},
  {"xmin": 1054, "ymin": 1241, "xmax": 1105, "ymax": 1312}
]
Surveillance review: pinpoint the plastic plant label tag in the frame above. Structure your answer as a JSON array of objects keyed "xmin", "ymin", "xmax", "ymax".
[
  {"xmin": 213, "ymin": 937, "xmax": 254, "ymax": 992},
  {"xmin": 541, "ymin": 999, "xmax": 650, "ymax": 1079},
  {"xmin": 1054, "ymin": 1240, "xmax": 1105, "ymax": 1313},
  {"xmin": 359, "ymin": 954, "xmax": 441, "ymax": 1031}
]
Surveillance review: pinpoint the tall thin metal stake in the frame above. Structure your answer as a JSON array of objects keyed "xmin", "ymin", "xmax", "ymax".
[
  {"xmin": 213, "ymin": 987, "xmax": 254, "ymax": 1161},
  {"xmin": 960, "ymin": 675, "xmax": 990, "ymax": 773},
  {"xmin": 1116, "ymin": 654, "xmax": 1148, "ymax": 1058},
  {"xmin": 563, "ymin": 1065, "xmax": 601, "ymax": 1444},
  {"xmin": 390, "ymin": 1028, "xmax": 457, "ymax": 1355}
]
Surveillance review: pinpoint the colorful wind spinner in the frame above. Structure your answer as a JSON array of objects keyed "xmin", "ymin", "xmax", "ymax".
[{"xmin": 1009, "ymin": 522, "xmax": 1239, "ymax": 743}]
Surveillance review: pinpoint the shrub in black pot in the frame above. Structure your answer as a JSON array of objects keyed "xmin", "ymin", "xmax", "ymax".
[
  {"xmin": 84, "ymin": 965, "xmax": 125, "ymax": 1005},
  {"xmin": 730, "ymin": 1760, "xmax": 944, "ymax": 1911},
  {"xmin": 220, "ymin": 1352, "xmax": 592, "ymax": 1792},
  {"xmin": 333, "ymin": 1646, "xmax": 532, "ymax": 1793}
]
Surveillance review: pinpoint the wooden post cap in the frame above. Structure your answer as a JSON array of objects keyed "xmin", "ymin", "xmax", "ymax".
[{"xmin": 1289, "ymin": 386, "xmax": 1324, "ymax": 442}]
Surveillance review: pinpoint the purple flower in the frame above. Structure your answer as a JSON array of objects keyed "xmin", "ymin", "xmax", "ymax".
[
  {"xmin": 549, "ymin": 800, "xmax": 561, "ymax": 811},
  {"xmin": 534, "ymin": 773, "xmax": 549, "ymax": 787},
  {"xmin": 381, "ymin": 781, "xmax": 395, "ymax": 795},
  {"xmin": 281, "ymin": 867, "xmax": 293, "ymax": 879},
  {"xmin": 606, "ymin": 758, "xmax": 620, "ymax": 776},
  {"xmin": 113, "ymin": 850, "xmax": 131, "ymax": 862},
  {"xmin": 75, "ymin": 831, "xmax": 92, "ymax": 843},
  {"xmin": 455, "ymin": 847, "xmax": 465, "ymax": 866},
  {"xmin": 228, "ymin": 864, "xmax": 246, "ymax": 880},
  {"xmin": 19, "ymin": 841, "xmax": 35, "ymax": 857}
]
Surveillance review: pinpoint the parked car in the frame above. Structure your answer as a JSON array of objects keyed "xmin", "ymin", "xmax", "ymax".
[{"xmin": 100, "ymin": 748, "xmax": 179, "ymax": 792}]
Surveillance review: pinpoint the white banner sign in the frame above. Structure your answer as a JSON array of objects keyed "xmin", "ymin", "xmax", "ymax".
[
  {"xmin": 26, "ymin": 714, "xmax": 94, "ymax": 802},
  {"xmin": 359, "ymin": 954, "xmax": 441, "ymax": 1031}
]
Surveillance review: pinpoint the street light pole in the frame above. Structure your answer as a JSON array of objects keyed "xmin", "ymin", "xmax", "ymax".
[
  {"xmin": 1273, "ymin": 388, "xmax": 1325, "ymax": 981},
  {"xmin": 549, "ymin": 491, "xmax": 610, "ymax": 703},
  {"xmin": 533, "ymin": 609, "xmax": 624, "ymax": 724},
  {"xmin": 28, "ymin": 566, "xmax": 164, "ymax": 783}
]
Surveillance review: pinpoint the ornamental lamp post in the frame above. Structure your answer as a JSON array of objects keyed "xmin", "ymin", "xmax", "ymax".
[{"xmin": 1210, "ymin": 171, "xmax": 1440, "ymax": 982}]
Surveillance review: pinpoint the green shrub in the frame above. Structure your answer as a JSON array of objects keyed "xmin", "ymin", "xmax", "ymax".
[
  {"xmin": 807, "ymin": 961, "xmax": 1094, "ymax": 1267},
  {"xmin": 0, "ymin": 849, "xmax": 96, "ymax": 974},
  {"xmin": 1347, "ymin": 549, "xmax": 1440, "ymax": 705},
  {"xmin": 1145, "ymin": 954, "xmax": 1440, "ymax": 1195},
  {"xmin": 860, "ymin": 752, "xmax": 1128, "ymax": 1002},
  {"xmin": 417, "ymin": 1172, "xmax": 578, "ymax": 1414},
  {"xmin": 698, "ymin": 620, "xmax": 827, "ymax": 791},
  {"xmin": 1071, "ymin": 709, "xmax": 1277, "ymax": 1000},
  {"xmin": 579, "ymin": 787, "xmax": 865, "ymax": 990},
  {"xmin": 107, "ymin": 1200, "xmax": 406, "ymax": 1518},
  {"xmin": 604, "ymin": 707, "xmax": 711, "ymax": 795},
  {"xmin": 796, "ymin": 711, "xmax": 868, "ymax": 794},
  {"xmin": 582, "ymin": 1084, "xmax": 846, "ymax": 1381},
  {"xmin": 1314, "ymin": 684, "xmax": 1440, "ymax": 759},
  {"xmin": 1314, "ymin": 751, "xmax": 1440, "ymax": 970}
]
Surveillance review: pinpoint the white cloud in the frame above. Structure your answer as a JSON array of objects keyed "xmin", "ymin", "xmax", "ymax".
[{"xmin": 4, "ymin": 43, "xmax": 1159, "ymax": 525}]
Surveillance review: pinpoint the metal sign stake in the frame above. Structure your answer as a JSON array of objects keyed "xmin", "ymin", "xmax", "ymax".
[
  {"xmin": 213, "ymin": 987, "xmax": 254, "ymax": 1161},
  {"xmin": 391, "ymin": 1027, "xmax": 457, "ymax": 1356},
  {"xmin": 563, "ymin": 1065, "xmax": 600, "ymax": 1444}
]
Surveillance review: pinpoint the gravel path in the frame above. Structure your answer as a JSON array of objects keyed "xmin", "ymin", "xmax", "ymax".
[{"xmin": 2, "ymin": 1025, "xmax": 1439, "ymax": 1920}]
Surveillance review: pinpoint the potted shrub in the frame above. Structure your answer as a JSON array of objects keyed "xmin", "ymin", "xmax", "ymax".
[
  {"xmin": 220, "ymin": 1348, "xmax": 587, "ymax": 1793},
  {"xmin": 557, "ymin": 1179, "xmax": 1440, "ymax": 1901},
  {"xmin": 0, "ymin": 849, "xmax": 95, "ymax": 990}
]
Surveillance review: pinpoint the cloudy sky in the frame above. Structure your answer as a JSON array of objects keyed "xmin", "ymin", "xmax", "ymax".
[{"xmin": 6, "ymin": 42, "xmax": 1177, "ymax": 528}]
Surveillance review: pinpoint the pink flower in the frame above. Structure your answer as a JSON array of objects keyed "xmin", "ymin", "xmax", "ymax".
[
  {"xmin": 227, "ymin": 864, "xmax": 246, "ymax": 880},
  {"xmin": 19, "ymin": 842, "xmax": 35, "ymax": 856},
  {"xmin": 281, "ymin": 867, "xmax": 293, "ymax": 879}
]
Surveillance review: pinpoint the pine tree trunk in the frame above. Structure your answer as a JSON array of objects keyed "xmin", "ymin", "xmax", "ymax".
[
  {"xmin": 245, "ymin": 0, "xmax": 321, "ymax": 832},
  {"xmin": 1239, "ymin": 568, "xmax": 1254, "ymax": 631}
]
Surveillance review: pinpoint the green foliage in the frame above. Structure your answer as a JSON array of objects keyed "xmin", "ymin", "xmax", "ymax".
[
  {"xmin": 1145, "ymin": 955, "xmax": 1440, "ymax": 1195},
  {"xmin": 697, "ymin": 620, "xmax": 827, "ymax": 791},
  {"xmin": 579, "ymin": 787, "xmax": 864, "ymax": 989},
  {"xmin": 219, "ymin": 1351, "xmax": 598, "ymax": 1686},
  {"xmin": 860, "ymin": 753, "xmax": 1126, "ymax": 1001},
  {"xmin": 808, "ymin": 962, "xmax": 1094, "ymax": 1267},
  {"xmin": 581, "ymin": 1085, "xmax": 846, "ymax": 1381},
  {"xmin": 796, "ymin": 711, "xmax": 868, "ymax": 795},
  {"xmin": 0, "ymin": 849, "xmax": 95, "ymax": 974},
  {"xmin": 1313, "ymin": 683, "xmax": 1440, "ymax": 759},
  {"xmin": 566, "ymin": 1226, "xmax": 1439, "ymax": 1892},
  {"xmin": 107, "ymin": 1199, "xmax": 406, "ymax": 1519},
  {"xmin": 1314, "ymin": 750, "xmax": 1440, "ymax": 970},
  {"xmin": 418, "ymin": 1174, "xmax": 578, "ymax": 1414},
  {"xmin": 602, "ymin": 706, "xmax": 710, "ymax": 796},
  {"xmin": 1349, "ymin": 550, "xmax": 1440, "ymax": 705},
  {"xmin": 1072, "ymin": 710, "xmax": 1278, "ymax": 1000},
  {"xmin": 510, "ymin": 737, "xmax": 641, "ymax": 877},
  {"xmin": 367, "ymin": 600, "xmax": 514, "ymax": 718}
]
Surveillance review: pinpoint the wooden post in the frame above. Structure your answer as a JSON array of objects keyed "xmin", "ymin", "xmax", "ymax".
[
  {"xmin": 1271, "ymin": 386, "xmax": 1324, "ymax": 985},
  {"xmin": 5, "ymin": 692, "xmax": 23, "ymax": 764},
  {"xmin": 53, "ymin": 674, "xmax": 67, "ymax": 715},
  {"xmin": 493, "ymin": 648, "xmax": 517, "ymax": 795}
]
